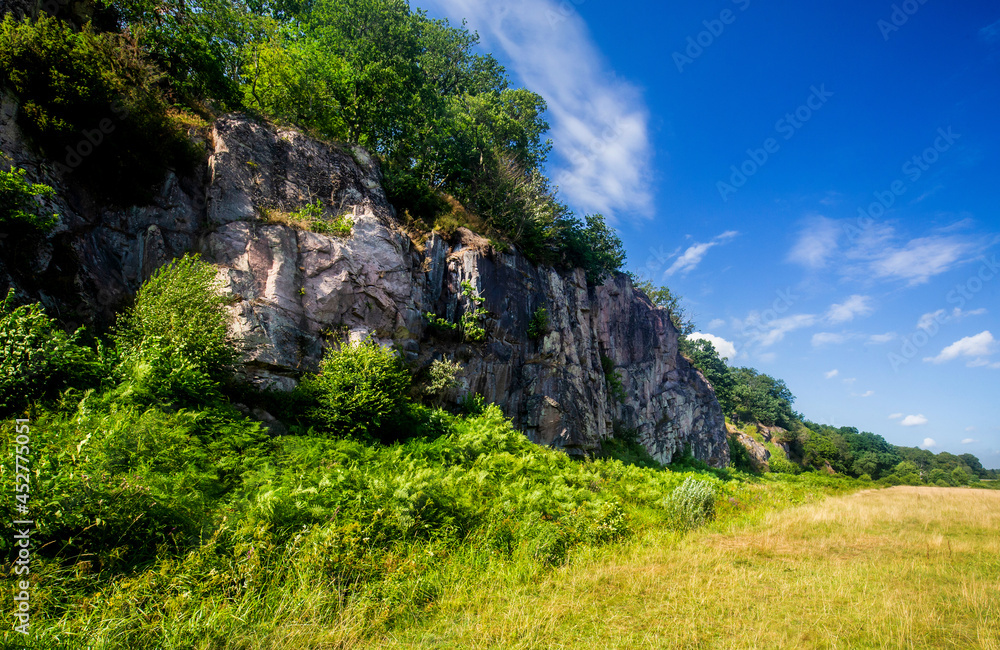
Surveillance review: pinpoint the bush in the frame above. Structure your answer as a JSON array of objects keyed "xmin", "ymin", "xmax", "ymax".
[
  {"xmin": 423, "ymin": 357, "xmax": 462, "ymax": 404},
  {"xmin": 727, "ymin": 434, "xmax": 757, "ymax": 473},
  {"xmin": 0, "ymin": 14, "xmax": 196, "ymax": 204},
  {"xmin": 112, "ymin": 254, "xmax": 234, "ymax": 404},
  {"xmin": 528, "ymin": 306, "xmax": 548, "ymax": 340},
  {"xmin": 601, "ymin": 353, "xmax": 627, "ymax": 404},
  {"xmin": 0, "ymin": 166, "xmax": 57, "ymax": 235},
  {"xmin": 0, "ymin": 289, "xmax": 102, "ymax": 415},
  {"xmin": 305, "ymin": 338, "xmax": 411, "ymax": 437},
  {"xmin": 663, "ymin": 476, "xmax": 716, "ymax": 532}
]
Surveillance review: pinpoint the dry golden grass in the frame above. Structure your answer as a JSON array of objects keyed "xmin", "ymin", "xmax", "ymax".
[{"xmin": 372, "ymin": 487, "xmax": 1000, "ymax": 649}]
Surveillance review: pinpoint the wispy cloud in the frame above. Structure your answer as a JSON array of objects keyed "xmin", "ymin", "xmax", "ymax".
[
  {"xmin": 422, "ymin": 0, "xmax": 654, "ymax": 220},
  {"xmin": 981, "ymin": 19, "xmax": 1000, "ymax": 42},
  {"xmin": 788, "ymin": 216, "xmax": 840, "ymax": 269},
  {"xmin": 824, "ymin": 369, "xmax": 839, "ymax": 379},
  {"xmin": 812, "ymin": 332, "xmax": 850, "ymax": 347},
  {"xmin": 867, "ymin": 332, "xmax": 897, "ymax": 344},
  {"xmin": 789, "ymin": 217, "xmax": 983, "ymax": 285},
  {"xmin": 869, "ymin": 236, "xmax": 972, "ymax": 285},
  {"xmin": 962, "ymin": 438, "xmax": 979, "ymax": 444},
  {"xmin": 826, "ymin": 295, "xmax": 874, "ymax": 324},
  {"xmin": 889, "ymin": 413, "xmax": 903, "ymax": 420},
  {"xmin": 744, "ymin": 313, "xmax": 818, "ymax": 347},
  {"xmin": 923, "ymin": 330, "xmax": 998, "ymax": 366},
  {"xmin": 665, "ymin": 231, "xmax": 738, "ymax": 277},
  {"xmin": 917, "ymin": 307, "xmax": 987, "ymax": 330}
]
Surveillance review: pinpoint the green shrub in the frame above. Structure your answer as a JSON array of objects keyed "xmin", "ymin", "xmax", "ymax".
[
  {"xmin": 0, "ymin": 289, "xmax": 102, "ymax": 415},
  {"xmin": 0, "ymin": 166, "xmax": 57, "ymax": 235},
  {"xmin": 423, "ymin": 357, "xmax": 462, "ymax": 404},
  {"xmin": 0, "ymin": 14, "xmax": 196, "ymax": 204},
  {"xmin": 601, "ymin": 353, "xmax": 627, "ymax": 404},
  {"xmin": 113, "ymin": 254, "xmax": 234, "ymax": 404},
  {"xmin": 528, "ymin": 306, "xmax": 548, "ymax": 340},
  {"xmin": 305, "ymin": 338, "xmax": 411, "ymax": 437},
  {"xmin": 459, "ymin": 281, "xmax": 487, "ymax": 342},
  {"xmin": 727, "ymin": 433, "xmax": 757, "ymax": 473},
  {"xmin": 663, "ymin": 476, "xmax": 716, "ymax": 532}
]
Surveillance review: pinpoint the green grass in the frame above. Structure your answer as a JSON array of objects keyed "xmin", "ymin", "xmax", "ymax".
[{"xmin": 369, "ymin": 486, "xmax": 1000, "ymax": 649}]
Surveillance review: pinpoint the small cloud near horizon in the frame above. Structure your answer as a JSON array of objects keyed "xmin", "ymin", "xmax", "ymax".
[
  {"xmin": 921, "ymin": 438, "xmax": 937, "ymax": 449},
  {"xmin": 902, "ymin": 414, "xmax": 929, "ymax": 427},
  {"xmin": 688, "ymin": 332, "xmax": 737, "ymax": 360}
]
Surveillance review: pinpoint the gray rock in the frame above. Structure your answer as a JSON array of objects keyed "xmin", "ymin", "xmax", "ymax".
[{"xmin": 0, "ymin": 110, "xmax": 729, "ymax": 467}]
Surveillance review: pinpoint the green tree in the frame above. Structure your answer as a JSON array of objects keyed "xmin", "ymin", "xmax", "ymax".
[
  {"xmin": 631, "ymin": 276, "xmax": 694, "ymax": 336},
  {"xmin": 682, "ymin": 338, "xmax": 733, "ymax": 414},
  {"xmin": 729, "ymin": 367, "xmax": 798, "ymax": 429}
]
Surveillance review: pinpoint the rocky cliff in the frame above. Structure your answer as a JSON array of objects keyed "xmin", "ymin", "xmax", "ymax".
[{"xmin": 0, "ymin": 110, "xmax": 729, "ymax": 467}]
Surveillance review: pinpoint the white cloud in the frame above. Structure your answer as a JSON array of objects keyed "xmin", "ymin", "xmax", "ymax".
[
  {"xmin": 869, "ymin": 236, "xmax": 971, "ymax": 285},
  {"xmin": 688, "ymin": 333, "xmax": 737, "ymax": 361},
  {"xmin": 812, "ymin": 332, "xmax": 849, "ymax": 347},
  {"xmin": 826, "ymin": 295, "xmax": 874, "ymax": 324},
  {"xmin": 824, "ymin": 369, "xmax": 839, "ymax": 379},
  {"xmin": 923, "ymin": 331, "xmax": 997, "ymax": 365},
  {"xmin": 708, "ymin": 318, "xmax": 726, "ymax": 330},
  {"xmin": 665, "ymin": 231, "xmax": 738, "ymax": 277},
  {"xmin": 741, "ymin": 313, "xmax": 818, "ymax": 347},
  {"xmin": 901, "ymin": 414, "xmax": 929, "ymax": 427},
  {"xmin": 889, "ymin": 413, "xmax": 903, "ymax": 419},
  {"xmin": 788, "ymin": 217, "xmax": 841, "ymax": 269},
  {"xmin": 965, "ymin": 426, "xmax": 976, "ymax": 432},
  {"xmin": 962, "ymin": 438, "xmax": 979, "ymax": 444},
  {"xmin": 867, "ymin": 332, "xmax": 897, "ymax": 344},
  {"xmin": 920, "ymin": 438, "xmax": 938, "ymax": 449},
  {"xmin": 917, "ymin": 309, "xmax": 947, "ymax": 331},
  {"xmin": 859, "ymin": 390, "xmax": 874, "ymax": 397},
  {"xmin": 421, "ymin": 0, "xmax": 654, "ymax": 219},
  {"xmin": 842, "ymin": 377, "xmax": 857, "ymax": 385},
  {"xmin": 918, "ymin": 307, "xmax": 988, "ymax": 330}
]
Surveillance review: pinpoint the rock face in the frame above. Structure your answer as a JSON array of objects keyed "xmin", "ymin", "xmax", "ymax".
[
  {"xmin": 727, "ymin": 423, "xmax": 770, "ymax": 471},
  {"xmin": 0, "ymin": 111, "xmax": 729, "ymax": 467}
]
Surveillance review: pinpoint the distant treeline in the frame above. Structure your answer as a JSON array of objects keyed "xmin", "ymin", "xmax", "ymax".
[{"xmin": 634, "ymin": 282, "xmax": 997, "ymax": 483}]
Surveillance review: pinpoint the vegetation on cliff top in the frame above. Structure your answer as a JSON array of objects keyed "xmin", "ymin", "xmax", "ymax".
[{"xmin": 0, "ymin": 0, "xmax": 626, "ymax": 282}]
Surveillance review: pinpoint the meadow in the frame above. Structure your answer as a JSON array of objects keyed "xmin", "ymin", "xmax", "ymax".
[{"xmin": 372, "ymin": 486, "xmax": 1000, "ymax": 649}]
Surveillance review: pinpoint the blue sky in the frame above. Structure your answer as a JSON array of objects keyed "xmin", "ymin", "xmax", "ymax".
[{"xmin": 419, "ymin": 0, "xmax": 1000, "ymax": 466}]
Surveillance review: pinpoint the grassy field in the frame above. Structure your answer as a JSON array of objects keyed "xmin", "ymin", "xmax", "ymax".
[{"xmin": 373, "ymin": 487, "xmax": 1000, "ymax": 649}]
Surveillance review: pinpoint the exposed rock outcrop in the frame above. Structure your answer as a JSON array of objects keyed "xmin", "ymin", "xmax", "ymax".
[
  {"xmin": 727, "ymin": 422, "xmax": 770, "ymax": 471},
  {"xmin": 0, "ymin": 110, "xmax": 729, "ymax": 467}
]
